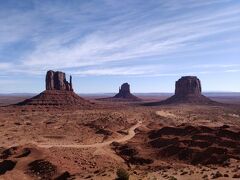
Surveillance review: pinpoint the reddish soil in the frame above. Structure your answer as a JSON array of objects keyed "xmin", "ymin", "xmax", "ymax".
[
  {"xmin": 0, "ymin": 95, "xmax": 240, "ymax": 179},
  {"xmin": 148, "ymin": 125, "xmax": 240, "ymax": 165},
  {"xmin": 16, "ymin": 90, "xmax": 94, "ymax": 108}
]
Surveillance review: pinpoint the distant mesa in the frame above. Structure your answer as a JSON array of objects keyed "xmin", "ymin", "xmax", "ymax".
[
  {"xmin": 145, "ymin": 76, "xmax": 215, "ymax": 105},
  {"xmin": 175, "ymin": 76, "xmax": 202, "ymax": 97},
  {"xmin": 99, "ymin": 83, "xmax": 141, "ymax": 102},
  {"xmin": 17, "ymin": 70, "xmax": 92, "ymax": 108}
]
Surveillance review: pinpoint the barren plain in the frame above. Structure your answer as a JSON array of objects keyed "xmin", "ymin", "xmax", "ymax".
[{"xmin": 0, "ymin": 95, "xmax": 240, "ymax": 180}]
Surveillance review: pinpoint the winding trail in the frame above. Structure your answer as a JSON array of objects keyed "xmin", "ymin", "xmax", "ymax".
[{"xmin": 34, "ymin": 121, "xmax": 142, "ymax": 149}]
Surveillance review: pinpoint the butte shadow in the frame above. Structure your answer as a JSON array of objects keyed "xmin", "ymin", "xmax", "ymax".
[
  {"xmin": 16, "ymin": 70, "xmax": 93, "ymax": 108},
  {"xmin": 97, "ymin": 83, "xmax": 142, "ymax": 102},
  {"xmin": 144, "ymin": 76, "xmax": 218, "ymax": 106}
]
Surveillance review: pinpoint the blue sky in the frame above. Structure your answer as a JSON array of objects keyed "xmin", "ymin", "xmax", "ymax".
[{"xmin": 0, "ymin": 0, "xmax": 240, "ymax": 93}]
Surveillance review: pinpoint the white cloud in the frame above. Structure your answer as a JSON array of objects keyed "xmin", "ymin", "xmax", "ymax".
[
  {"xmin": 224, "ymin": 69, "xmax": 240, "ymax": 73},
  {"xmin": 0, "ymin": 0, "xmax": 240, "ymax": 77},
  {"xmin": 0, "ymin": 10, "xmax": 41, "ymax": 46},
  {"xmin": 192, "ymin": 64, "xmax": 240, "ymax": 68},
  {"xmin": 72, "ymin": 65, "xmax": 161, "ymax": 76}
]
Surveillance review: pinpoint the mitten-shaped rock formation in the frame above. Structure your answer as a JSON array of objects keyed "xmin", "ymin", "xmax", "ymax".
[
  {"xmin": 113, "ymin": 83, "xmax": 141, "ymax": 101},
  {"xmin": 145, "ymin": 76, "xmax": 215, "ymax": 105},
  {"xmin": 46, "ymin": 70, "xmax": 73, "ymax": 91},
  {"xmin": 98, "ymin": 83, "xmax": 141, "ymax": 102},
  {"xmin": 114, "ymin": 83, "xmax": 131, "ymax": 98},
  {"xmin": 17, "ymin": 70, "xmax": 92, "ymax": 108}
]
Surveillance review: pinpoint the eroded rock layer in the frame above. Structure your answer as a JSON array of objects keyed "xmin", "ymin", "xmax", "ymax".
[
  {"xmin": 17, "ymin": 90, "xmax": 92, "ymax": 107},
  {"xmin": 148, "ymin": 125, "xmax": 240, "ymax": 165},
  {"xmin": 16, "ymin": 70, "xmax": 92, "ymax": 108}
]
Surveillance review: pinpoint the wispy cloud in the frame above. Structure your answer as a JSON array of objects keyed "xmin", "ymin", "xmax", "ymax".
[
  {"xmin": 0, "ymin": 0, "xmax": 239, "ymax": 77},
  {"xmin": 159, "ymin": 0, "xmax": 232, "ymax": 10},
  {"xmin": 224, "ymin": 69, "xmax": 240, "ymax": 73},
  {"xmin": 70, "ymin": 63, "xmax": 240, "ymax": 77},
  {"xmin": 72, "ymin": 65, "xmax": 161, "ymax": 76},
  {"xmin": 192, "ymin": 64, "xmax": 240, "ymax": 68},
  {"xmin": 0, "ymin": 63, "xmax": 12, "ymax": 70}
]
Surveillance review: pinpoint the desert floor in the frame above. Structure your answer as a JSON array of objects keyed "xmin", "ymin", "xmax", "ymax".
[{"xmin": 0, "ymin": 96, "xmax": 240, "ymax": 180}]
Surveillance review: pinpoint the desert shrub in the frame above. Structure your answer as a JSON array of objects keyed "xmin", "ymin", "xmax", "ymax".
[{"xmin": 116, "ymin": 168, "xmax": 129, "ymax": 180}]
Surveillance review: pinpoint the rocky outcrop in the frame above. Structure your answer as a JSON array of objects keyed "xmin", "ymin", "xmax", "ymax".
[
  {"xmin": 148, "ymin": 124, "xmax": 240, "ymax": 165},
  {"xmin": 46, "ymin": 70, "xmax": 73, "ymax": 91},
  {"xmin": 16, "ymin": 70, "xmax": 92, "ymax": 108},
  {"xmin": 175, "ymin": 76, "xmax": 201, "ymax": 97},
  {"xmin": 161, "ymin": 76, "xmax": 214, "ymax": 104},
  {"xmin": 114, "ymin": 83, "xmax": 131, "ymax": 98},
  {"xmin": 17, "ymin": 90, "xmax": 92, "ymax": 107},
  {"xmin": 113, "ymin": 83, "xmax": 141, "ymax": 101},
  {"xmin": 98, "ymin": 83, "xmax": 141, "ymax": 102},
  {"xmin": 145, "ymin": 76, "xmax": 215, "ymax": 105}
]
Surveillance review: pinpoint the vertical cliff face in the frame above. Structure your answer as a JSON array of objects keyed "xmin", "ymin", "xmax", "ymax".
[
  {"xmin": 114, "ymin": 83, "xmax": 132, "ymax": 98},
  {"xmin": 175, "ymin": 76, "xmax": 202, "ymax": 97},
  {"xmin": 46, "ymin": 70, "xmax": 73, "ymax": 91},
  {"xmin": 118, "ymin": 83, "xmax": 130, "ymax": 94},
  {"xmin": 45, "ymin": 71, "xmax": 54, "ymax": 90}
]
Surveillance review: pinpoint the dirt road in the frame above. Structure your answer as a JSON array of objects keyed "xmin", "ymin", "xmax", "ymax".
[{"xmin": 34, "ymin": 121, "xmax": 142, "ymax": 148}]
